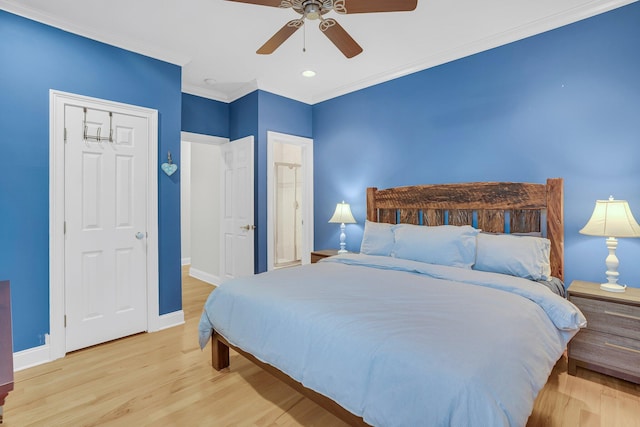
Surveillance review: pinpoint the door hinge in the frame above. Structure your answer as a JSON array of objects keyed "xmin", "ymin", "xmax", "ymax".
[
  {"xmin": 64, "ymin": 315, "xmax": 67, "ymax": 328},
  {"xmin": 64, "ymin": 127, "xmax": 67, "ymax": 143},
  {"xmin": 64, "ymin": 221, "xmax": 66, "ymax": 234}
]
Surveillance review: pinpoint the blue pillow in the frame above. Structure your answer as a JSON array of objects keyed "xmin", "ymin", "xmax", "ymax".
[
  {"xmin": 473, "ymin": 232, "xmax": 551, "ymax": 280},
  {"xmin": 359, "ymin": 220, "xmax": 395, "ymax": 256},
  {"xmin": 391, "ymin": 224, "xmax": 479, "ymax": 269}
]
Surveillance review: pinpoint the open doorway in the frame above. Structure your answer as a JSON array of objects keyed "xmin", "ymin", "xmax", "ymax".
[
  {"xmin": 180, "ymin": 132, "xmax": 227, "ymax": 285},
  {"xmin": 180, "ymin": 132, "xmax": 255, "ymax": 283},
  {"xmin": 274, "ymin": 159, "xmax": 302, "ymax": 267},
  {"xmin": 267, "ymin": 131, "xmax": 314, "ymax": 271}
]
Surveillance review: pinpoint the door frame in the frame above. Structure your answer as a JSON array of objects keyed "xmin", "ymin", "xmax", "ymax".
[
  {"xmin": 180, "ymin": 131, "xmax": 228, "ymax": 284},
  {"xmin": 49, "ymin": 90, "xmax": 159, "ymax": 361},
  {"xmin": 266, "ymin": 131, "xmax": 314, "ymax": 270}
]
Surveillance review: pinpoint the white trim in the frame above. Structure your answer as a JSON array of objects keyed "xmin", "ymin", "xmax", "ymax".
[
  {"xmin": 180, "ymin": 133, "xmax": 228, "ymax": 286},
  {"xmin": 178, "ymin": 0, "xmax": 639, "ymax": 105},
  {"xmin": 181, "ymin": 84, "xmax": 230, "ymax": 104},
  {"xmin": 189, "ymin": 267, "xmax": 220, "ymax": 286},
  {"xmin": 266, "ymin": 131, "xmax": 314, "ymax": 271},
  {"xmin": 0, "ymin": 0, "xmax": 191, "ymax": 66},
  {"xmin": 49, "ymin": 91, "xmax": 66, "ymax": 361},
  {"xmin": 2, "ymin": 0, "xmax": 635, "ymax": 105},
  {"xmin": 49, "ymin": 90, "xmax": 160, "ymax": 361},
  {"xmin": 155, "ymin": 310, "xmax": 185, "ymax": 331},
  {"xmin": 12, "ymin": 308, "xmax": 182, "ymax": 371},
  {"xmin": 180, "ymin": 131, "xmax": 228, "ymax": 146},
  {"xmin": 309, "ymin": 0, "xmax": 639, "ymax": 104},
  {"xmin": 13, "ymin": 341, "xmax": 50, "ymax": 371},
  {"xmin": 181, "ymin": 80, "xmax": 260, "ymax": 104}
]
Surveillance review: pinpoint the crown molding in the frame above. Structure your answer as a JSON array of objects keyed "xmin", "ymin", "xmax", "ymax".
[
  {"xmin": 311, "ymin": 0, "xmax": 638, "ymax": 104},
  {"xmin": 182, "ymin": 80, "xmax": 263, "ymax": 104},
  {"xmin": 226, "ymin": 80, "xmax": 260, "ymax": 103},
  {"xmin": 0, "ymin": 0, "xmax": 191, "ymax": 66},
  {"xmin": 181, "ymin": 83, "xmax": 231, "ymax": 103},
  {"xmin": 3, "ymin": 0, "xmax": 635, "ymax": 105},
  {"xmin": 254, "ymin": 81, "xmax": 314, "ymax": 105}
]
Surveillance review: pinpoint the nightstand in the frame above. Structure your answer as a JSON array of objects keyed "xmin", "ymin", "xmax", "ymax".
[
  {"xmin": 311, "ymin": 249, "xmax": 340, "ymax": 263},
  {"xmin": 567, "ymin": 280, "xmax": 640, "ymax": 384}
]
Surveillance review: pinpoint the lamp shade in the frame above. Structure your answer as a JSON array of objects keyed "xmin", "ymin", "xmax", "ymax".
[
  {"xmin": 328, "ymin": 201, "xmax": 356, "ymax": 224},
  {"xmin": 579, "ymin": 197, "xmax": 640, "ymax": 238}
]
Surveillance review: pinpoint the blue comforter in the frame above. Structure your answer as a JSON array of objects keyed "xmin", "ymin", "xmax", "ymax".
[{"xmin": 199, "ymin": 254, "xmax": 586, "ymax": 426}]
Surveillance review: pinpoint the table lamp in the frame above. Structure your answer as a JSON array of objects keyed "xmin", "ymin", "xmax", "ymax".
[
  {"xmin": 328, "ymin": 201, "xmax": 356, "ymax": 253},
  {"xmin": 579, "ymin": 196, "xmax": 640, "ymax": 292}
]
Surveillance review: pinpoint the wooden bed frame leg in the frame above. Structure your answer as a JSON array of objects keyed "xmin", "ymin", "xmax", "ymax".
[
  {"xmin": 567, "ymin": 358, "xmax": 577, "ymax": 376},
  {"xmin": 211, "ymin": 334, "xmax": 229, "ymax": 370}
]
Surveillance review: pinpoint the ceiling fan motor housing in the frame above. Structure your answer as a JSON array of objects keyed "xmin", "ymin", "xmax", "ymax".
[{"xmin": 299, "ymin": 0, "xmax": 327, "ymax": 20}]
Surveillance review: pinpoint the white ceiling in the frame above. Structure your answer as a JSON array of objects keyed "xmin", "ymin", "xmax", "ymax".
[{"xmin": 1, "ymin": 0, "xmax": 635, "ymax": 104}]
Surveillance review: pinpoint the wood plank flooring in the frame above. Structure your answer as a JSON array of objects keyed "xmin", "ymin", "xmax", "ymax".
[{"xmin": 4, "ymin": 266, "xmax": 640, "ymax": 426}]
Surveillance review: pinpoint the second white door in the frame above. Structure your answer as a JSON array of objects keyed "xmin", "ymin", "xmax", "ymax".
[{"xmin": 220, "ymin": 136, "xmax": 255, "ymax": 281}]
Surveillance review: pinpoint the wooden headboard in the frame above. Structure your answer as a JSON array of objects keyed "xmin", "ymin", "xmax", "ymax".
[{"xmin": 366, "ymin": 178, "xmax": 564, "ymax": 281}]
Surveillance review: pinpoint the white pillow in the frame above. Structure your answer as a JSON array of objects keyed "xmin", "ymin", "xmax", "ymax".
[
  {"xmin": 360, "ymin": 220, "xmax": 395, "ymax": 256},
  {"xmin": 391, "ymin": 224, "xmax": 479, "ymax": 269},
  {"xmin": 474, "ymin": 232, "xmax": 551, "ymax": 280}
]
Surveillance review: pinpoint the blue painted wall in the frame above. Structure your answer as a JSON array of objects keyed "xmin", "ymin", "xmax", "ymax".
[
  {"xmin": 313, "ymin": 2, "xmax": 640, "ymax": 288},
  {"xmin": 0, "ymin": 11, "xmax": 183, "ymax": 352},
  {"xmin": 230, "ymin": 90, "xmax": 312, "ymax": 273},
  {"xmin": 4, "ymin": 2, "xmax": 639, "ymax": 355},
  {"xmin": 182, "ymin": 93, "xmax": 229, "ymax": 137}
]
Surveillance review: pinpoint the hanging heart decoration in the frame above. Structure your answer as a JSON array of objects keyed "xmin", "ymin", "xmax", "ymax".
[{"xmin": 161, "ymin": 162, "xmax": 178, "ymax": 176}]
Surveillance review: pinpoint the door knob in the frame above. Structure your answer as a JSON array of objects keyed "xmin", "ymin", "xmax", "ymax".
[
  {"xmin": 135, "ymin": 232, "xmax": 145, "ymax": 240},
  {"xmin": 240, "ymin": 225, "xmax": 256, "ymax": 231}
]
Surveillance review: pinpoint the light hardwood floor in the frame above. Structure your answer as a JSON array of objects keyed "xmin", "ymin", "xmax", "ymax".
[{"xmin": 5, "ymin": 267, "xmax": 640, "ymax": 426}]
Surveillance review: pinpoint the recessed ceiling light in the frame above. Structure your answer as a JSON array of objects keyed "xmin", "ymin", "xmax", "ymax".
[
  {"xmin": 204, "ymin": 78, "xmax": 217, "ymax": 85},
  {"xmin": 302, "ymin": 70, "xmax": 316, "ymax": 78}
]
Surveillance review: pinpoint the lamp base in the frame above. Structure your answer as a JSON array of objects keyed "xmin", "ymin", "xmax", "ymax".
[
  {"xmin": 600, "ymin": 282, "xmax": 627, "ymax": 293},
  {"xmin": 337, "ymin": 249, "xmax": 348, "ymax": 254}
]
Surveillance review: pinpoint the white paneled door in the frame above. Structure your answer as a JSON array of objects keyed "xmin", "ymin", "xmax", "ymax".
[
  {"xmin": 220, "ymin": 136, "xmax": 255, "ymax": 281},
  {"xmin": 64, "ymin": 105, "xmax": 148, "ymax": 352}
]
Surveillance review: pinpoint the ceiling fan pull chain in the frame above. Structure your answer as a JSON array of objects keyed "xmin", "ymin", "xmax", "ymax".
[{"xmin": 303, "ymin": 21, "xmax": 306, "ymax": 52}]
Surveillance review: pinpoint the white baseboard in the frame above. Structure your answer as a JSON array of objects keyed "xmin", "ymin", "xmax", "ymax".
[
  {"xmin": 189, "ymin": 267, "xmax": 220, "ymax": 286},
  {"xmin": 181, "ymin": 257, "xmax": 191, "ymax": 266},
  {"xmin": 13, "ymin": 343, "xmax": 51, "ymax": 371},
  {"xmin": 155, "ymin": 310, "xmax": 185, "ymax": 331},
  {"xmin": 14, "ymin": 311, "xmax": 185, "ymax": 371}
]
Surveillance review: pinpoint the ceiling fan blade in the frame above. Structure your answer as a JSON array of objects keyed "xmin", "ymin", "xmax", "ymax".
[
  {"xmin": 333, "ymin": 0, "xmax": 417, "ymax": 14},
  {"xmin": 257, "ymin": 20, "xmax": 304, "ymax": 54},
  {"xmin": 319, "ymin": 18, "xmax": 363, "ymax": 59},
  {"xmin": 225, "ymin": 0, "xmax": 288, "ymax": 7}
]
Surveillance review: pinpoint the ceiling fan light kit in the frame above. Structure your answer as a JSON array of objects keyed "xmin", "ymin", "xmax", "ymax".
[{"xmin": 227, "ymin": 0, "xmax": 418, "ymax": 58}]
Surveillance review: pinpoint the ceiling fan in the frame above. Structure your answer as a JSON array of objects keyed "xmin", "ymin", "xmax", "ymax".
[{"xmin": 226, "ymin": 0, "xmax": 418, "ymax": 58}]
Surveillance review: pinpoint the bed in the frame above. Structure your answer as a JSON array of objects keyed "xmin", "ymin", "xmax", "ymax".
[{"xmin": 198, "ymin": 178, "xmax": 586, "ymax": 426}]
